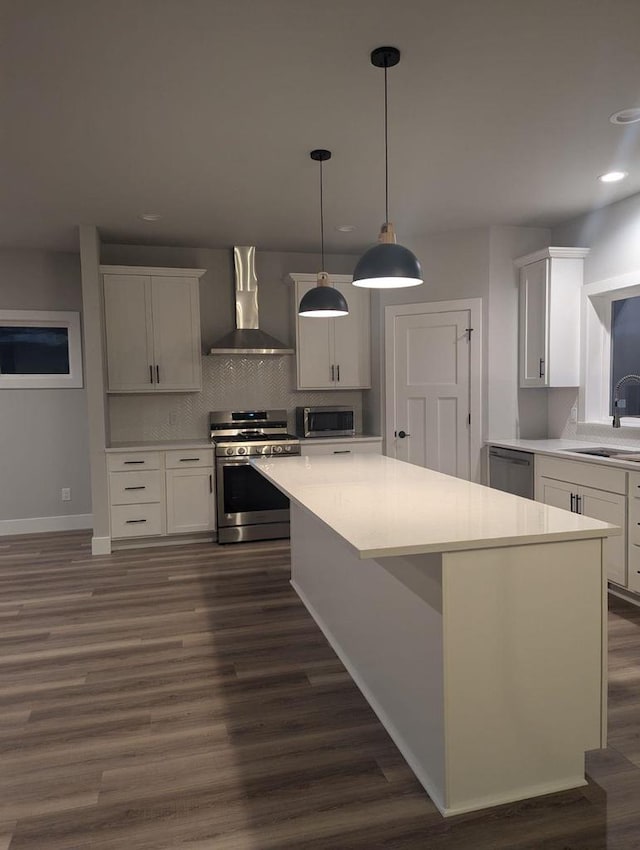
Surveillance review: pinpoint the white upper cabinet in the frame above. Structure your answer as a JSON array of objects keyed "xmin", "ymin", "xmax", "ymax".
[
  {"xmin": 516, "ymin": 247, "xmax": 589, "ymax": 388},
  {"xmin": 291, "ymin": 275, "xmax": 371, "ymax": 390},
  {"xmin": 101, "ymin": 266, "xmax": 205, "ymax": 393}
]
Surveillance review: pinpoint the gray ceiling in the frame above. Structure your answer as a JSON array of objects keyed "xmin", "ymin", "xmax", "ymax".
[{"xmin": 2, "ymin": 0, "xmax": 640, "ymax": 254}]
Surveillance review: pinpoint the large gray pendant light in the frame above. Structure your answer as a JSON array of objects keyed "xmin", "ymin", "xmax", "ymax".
[
  {"xmin": 353, "ymin": 46, "xmax": 423, "ymax": 289},
  {"xmin": 298, "ymin": 149, "xmax": 349, "ymax": 318}
]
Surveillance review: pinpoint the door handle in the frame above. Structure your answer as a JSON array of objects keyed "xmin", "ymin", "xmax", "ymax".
[
  {"xmin": 331, "ymin": 365, "xmax": 335, "ymax": 382},
  {"xmin": 336, "ymin": 364, "xmax": 340, "ymax": 381},
  {"xmin": 576, "ymin": 494, "xmax": 582, "ymax": 514},
  {"xmin": 149, "ymin": 365, "xmax": 153, "ymax": 384},
  {"xmin": 156, "ymin": 364, "xmax": 160, "ymax": 383},
  {"xmin": 124, "ymin": 486, "xmax": 146, "ymax": 491},
  {"xmin": 570, "ymin": 493, "xmax": 575, "ymax": 512},
  {"xmin": 179, "ymin": 458, "xmax": 200, "ymax": 462},
  {"xmin": 209, "ymin": 474, "xmax": 213, "ymax": 493},
  {"xmin": 396, "ymin": 430, "xmax": 410, "ymax": 439},
  {"xmin": 539, "ymin": 358, "xmax": 545, "ymax": 378}
]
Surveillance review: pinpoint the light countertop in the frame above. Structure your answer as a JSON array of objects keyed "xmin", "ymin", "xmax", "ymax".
[
  {"xmin": 298, "ymin": 435, "xmax": 382, "ymax": 444},
  {"xmin": 251, "ymin": 454, "xmax": 617, "ymax": 559},
  {"xmin": 106, "ymin": 440, "xmax": 214, "ymax": 453},
  {"xmin": 486, "ymin": 438, "xmax": 640, "ymax": 471}
]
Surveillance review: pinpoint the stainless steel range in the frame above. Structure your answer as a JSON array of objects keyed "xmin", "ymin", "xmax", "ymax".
[{"xmin": 210, "ymin": 409, "xmax": 300, "ymax": 543}]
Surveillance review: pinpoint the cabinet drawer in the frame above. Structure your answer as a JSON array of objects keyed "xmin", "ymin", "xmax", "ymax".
[
  {"xmin": 535, "ymin": 455, "xmax": 626, "ymax": 495},
  {"xmin": 107, "ymin": 452, "xmax": 162, "ymax": 472},
  {"xmin": 109, "ymin": 470, "xmax": 162, "ymax": 506},
  {"xmin": 628, "ymin": 543, "xmax": 640, "ymax": 594},
  {"xmin": 111, "ymin": 503, "xmax": 163, "ymax": 538},
  {"xmin": 165, "ymin": 449, "xmax": 213, "ymax": 469},
  {"xmin": 301, "ymin": 441, "xmax": 382, "ymax": 457}
]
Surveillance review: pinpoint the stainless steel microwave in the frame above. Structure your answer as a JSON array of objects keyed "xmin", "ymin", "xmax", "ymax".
[{"xmin": 296, "ymin": 406, "xmax": 356, "ymax": 438}]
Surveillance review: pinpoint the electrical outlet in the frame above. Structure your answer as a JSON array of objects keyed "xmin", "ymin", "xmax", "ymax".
[
  {"xmin": 61, "ymin": 487, "xmax": 71, "ymax": 502},
  {"xmin": 569, "ymin": 405, "xmax": 578, "ymax": 424},
  {"xmin": 168, "ymin": 411, "xmax": 178, "ymax": 426}
]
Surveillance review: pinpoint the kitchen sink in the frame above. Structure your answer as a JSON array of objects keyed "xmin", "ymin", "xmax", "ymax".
[{"xmin": 566, "ymin": 447, "xmax": 640, "ymax": 459}]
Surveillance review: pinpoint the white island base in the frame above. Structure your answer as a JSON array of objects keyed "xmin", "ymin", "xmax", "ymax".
[{"xmin": 290, "ymin": 503, "xmax": 605, "ymax": 817}]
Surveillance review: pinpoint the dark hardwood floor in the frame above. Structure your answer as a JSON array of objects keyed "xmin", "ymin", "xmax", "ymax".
[{"xmin": 1, "ymin": 530, "xmax": 639, "ymax": 849}]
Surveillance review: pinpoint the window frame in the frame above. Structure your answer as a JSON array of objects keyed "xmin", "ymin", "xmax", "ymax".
[
  {"xmin": 0, "ymin": 310, "xmax": 83, "ymax": 389},
  {"xmin": 582, "ymin": 273, "xmax": 640, "ymax": 428}
]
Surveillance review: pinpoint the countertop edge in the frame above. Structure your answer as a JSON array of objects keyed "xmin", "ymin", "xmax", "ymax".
[{"xmin": 486, "ymin": 438, "xmax": 640, "ymax": 471}]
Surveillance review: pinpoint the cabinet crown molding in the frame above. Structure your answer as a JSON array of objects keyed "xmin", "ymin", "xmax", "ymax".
[
  {"xmin": 100, "ymin": 265, "xmax": 207, "ymax": 277},
  {"xmin": 514, "ymin": 247, "xmax": 590, "ymax": 268},
  {"xmin": 288, "ymin": 273, "xmax": 353, "ymax": 285}
]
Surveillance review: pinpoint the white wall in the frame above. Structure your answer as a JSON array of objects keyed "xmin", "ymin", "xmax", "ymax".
[
  {"xmin": 0, "ymin": 249, "xmax": 91, "ymax": 530},
  {"xmin": 487, "ymin": 226, "xmax": 551, "ymax": 440}
]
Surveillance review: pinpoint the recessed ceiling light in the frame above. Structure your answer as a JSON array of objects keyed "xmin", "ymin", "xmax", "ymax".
[
  {"xmin": 609, "ymin": 108, "xmax": 640, "ymax": 125},
  {"xmin": 336, "ymin": 225, "xmax": 356, "ymax": 232},
  {"xmin": 599, "ymin": 171, "xmax": 628, "ymax": 183},
  {"xmin": 139, "ymin": 213, "xmax": 162, "ymax": 221}
]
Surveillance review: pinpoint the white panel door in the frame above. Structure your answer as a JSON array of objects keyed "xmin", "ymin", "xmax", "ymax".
[
  {"xmin": 519, "ymin": 259, "xmax": 548, "ymax": 387},
  {"xmin": 151, "ymin": 276, "xmax": 202, "ymax": 391},
  {"xmin": 580, "ymin": 485, "xmax": 626, "ymax": 586},
  {"xmin": 103, "ymin": 274, "xmax": 154, "ymax": 392},
  {"xmin": 166, "ymin": 468, "xmax": 215, "ymax": 534},
  {"xmin": 333, "ymin": 282, "xmax": 371, "ymax": 388},
  {"xmin": 393, "ymin": 309, "xmax": 470, "ymax": 479},
  {"xmin": 537, "ymin": 476, "xmax": 574, "ymax": 512},
  {"xmin": 295, "ymin": 281, "xmax": 333, "ymax": 388}
]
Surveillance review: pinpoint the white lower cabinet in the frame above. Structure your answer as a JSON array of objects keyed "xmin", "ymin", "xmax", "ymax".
[
  {"xmin": 108, "ymin": 448, "xmax": 215, "ymax": 541},
  {"xmin": 536, "ymin": 456, "xmax": 627, "ymax": 586},
  {"xmin": 166, "ymin": 468, "xmax": 215, "ymax": 534},
  {"xmin": 627, "ymin": 472, "xmax": 640, "ymax": 594},
  {"xmin": 300, "ymin": 439, "xmax": 382, "ymax": 457}
]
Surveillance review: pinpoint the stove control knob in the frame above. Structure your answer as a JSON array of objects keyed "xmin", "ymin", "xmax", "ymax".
[
  {"xmin": 237, "ymin": 446, "xmax": 247, "ymax": 456},
  {"xmin": 284, "ymin": 445, "xmax": 292, "ymax": 452},
  {"xmin": 273, "ymin": 445, "xmax": 283, "ymax": 454},
  {"xmin": 225, "ymin": 447, "xmax": 234, "ymax": 456}
]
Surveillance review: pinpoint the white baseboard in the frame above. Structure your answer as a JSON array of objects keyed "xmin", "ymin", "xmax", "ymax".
[
  {"xmin": 91, "ymin": 536, "xmax": 111, "ymax": 555},
  {"xmin": 0, "ymin": 513, "xmax": 93, "ymax": 536}
]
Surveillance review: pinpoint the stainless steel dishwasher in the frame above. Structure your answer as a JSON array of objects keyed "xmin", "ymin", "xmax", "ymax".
[{"xmin": 488, "ymin": 446, "xmax": 534, "ymax": 499}]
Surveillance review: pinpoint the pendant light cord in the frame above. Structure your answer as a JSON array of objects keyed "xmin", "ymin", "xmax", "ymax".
[
  {"xmin": 384, "ymin": 63, "xmax": 389, "ymax": 224},
  {"xmin": 319, "ymin": 158, "xmax": 325, "ymax": 271}
]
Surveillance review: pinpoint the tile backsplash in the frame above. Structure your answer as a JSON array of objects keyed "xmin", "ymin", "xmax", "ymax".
[{"xmin": 109, "ymin": 356, "xmax": 364, "ymax": 443}]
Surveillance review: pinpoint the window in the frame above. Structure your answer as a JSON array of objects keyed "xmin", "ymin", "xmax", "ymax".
[
  {"xmin": 611, "ymin": 296, "xmax": 640, "ymax": 415},
  {"xmin": 0, "ymin": 311, "xmax": 83, "ymax": 389}
]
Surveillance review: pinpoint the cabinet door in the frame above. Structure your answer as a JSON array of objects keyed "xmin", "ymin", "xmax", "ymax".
[
  {"xmin": 580, "ymin": 486, "xmax": 626, "ymax": 586},
  {"xmin": 166, "ymin": 468, "xmax": 215, "ymax": 534},
  {"xmin": 538, "ymin": 476, "xmax": 574, "ymax": 511},
  {"xmin": 295, "ymin": 281, "xmax": 333, "ymax": 389},
  {"xmin": 519, "ymin": 259, "xmax": 548, "ymax": 388},
  {"xmin": 151, "ymin": 276, "xmax": 202, "ymax": 391},
  {"xmin": 332, "ymin": 282, "xmax": 371, "ymax": 388},
  {"xmin": 103, "ymin": 274, "xmax": 155, "ymax": 392}
]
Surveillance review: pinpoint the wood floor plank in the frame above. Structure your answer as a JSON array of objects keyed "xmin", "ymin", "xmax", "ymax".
[{"xmin": 1, "ymin": 530, "xmax": 639, "ymax": 848}]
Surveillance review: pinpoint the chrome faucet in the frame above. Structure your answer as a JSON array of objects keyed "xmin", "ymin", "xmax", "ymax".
[{"xmin": 612, "ymin": 374, "xmax": 640, "ymax": 427}]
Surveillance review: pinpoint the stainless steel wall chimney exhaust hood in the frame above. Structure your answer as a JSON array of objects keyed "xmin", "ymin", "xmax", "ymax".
[{"xmin": 209, "ymin": 246, "xmax": 294, "ymax": 355}]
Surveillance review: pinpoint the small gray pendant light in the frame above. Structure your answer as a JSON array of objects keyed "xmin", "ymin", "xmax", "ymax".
[
  {"xmin": 298, "ymin": 149, "xmax": 349, "ymax": 317},
  {"xmin": 353, "ymin": 46, "xmax": 423, "ymax": 289}
]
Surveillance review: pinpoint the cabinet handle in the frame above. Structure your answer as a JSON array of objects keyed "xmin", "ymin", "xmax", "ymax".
[
  {"xmin": 156, "ymin": 364, "xmax": 160, "ymax": 383},
  {"xmin": 576, "ymin": 494, "xmax": 582, "ymax": 514},
  {"xmin": 331, "ymin": 365, "xmax": 335, "ymax": 382},
  {"xmin": 570, "ymin": 493, "xmax": 575, "ymax": 512},
  {"xmin": 149, "ymin": 365, "xmax": 153, "ymax": 384},
  {"xmin": 539, "ymin": 358, "xmax": 545, "ymax": 378},
  {"xmin": 333, "ymin": 450, "xmax": 351, "ymax": 454},
  {"xmin": 124, "ymin": 486, "xmax": 146, "ymax": 491},
  {"xmin": 337, "ymin": 364, "xmax": 340, "ymax": 381},
  {"xmin": 209, "ymin": 474, "xmax": 213, "ymax": 493},
  {"xmin": 125, "ymin": 519, "xmax": 147, "ymax": 524},
  {"xmin": 124, "ymin": 460, "xmax": 145, "ymax": 465},
  {"xmin": 179, "ymin": 457, "xmax": 200, "ymax": 462}
]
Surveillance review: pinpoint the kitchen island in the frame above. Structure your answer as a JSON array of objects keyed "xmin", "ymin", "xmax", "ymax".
[{"xmin": 251, "ymin": 453, "xmax": 618, "ymax": 817}]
